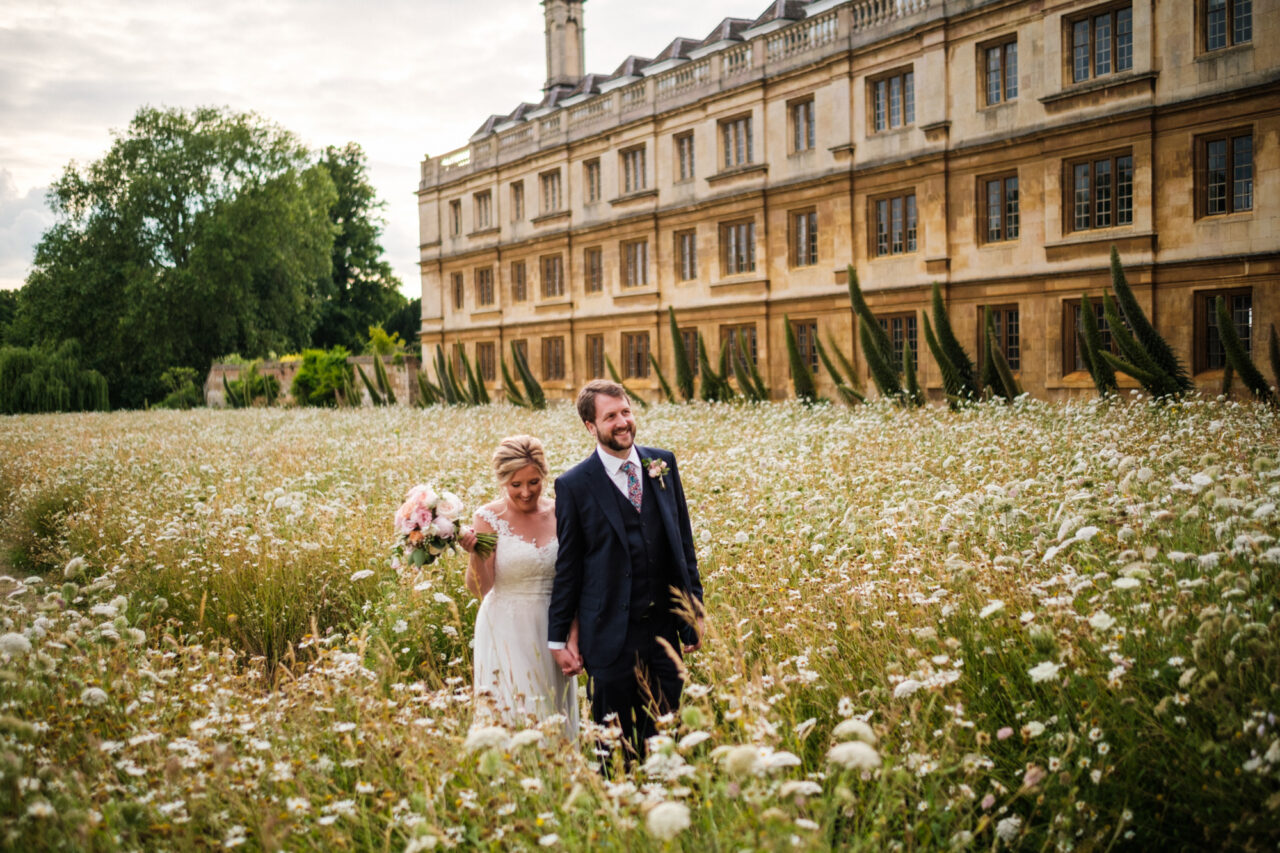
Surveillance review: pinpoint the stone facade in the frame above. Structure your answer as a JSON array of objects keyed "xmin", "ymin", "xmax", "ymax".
[{"xmin": 418, "ymin": 0, "xmax": 1279, "ymax": 402}]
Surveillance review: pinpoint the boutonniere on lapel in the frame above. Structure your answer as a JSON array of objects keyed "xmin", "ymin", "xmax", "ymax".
[{"xmin": 642, "ymin": 457, "xmax": 669, "ymax": 490}]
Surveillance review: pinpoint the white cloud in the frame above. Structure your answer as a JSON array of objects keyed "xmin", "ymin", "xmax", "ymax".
[{"xmin": 0, "ymin": 0, "xmax": 755, "ymax": 296}]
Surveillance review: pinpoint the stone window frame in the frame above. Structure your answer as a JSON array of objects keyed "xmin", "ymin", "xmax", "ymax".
[
  {"xmin": 475, "ymin": 341, "xmax": 496, "ymax": 382},
  {"xmin": 674, "ymin": 132, "xmax": 696, "ymax": 182},
  {"xmin": 674, "ymin": 229, "xmax": 698, "ymax": 282},
  {"xmin": 679, "ymin": 327, "xmax": 700, "ymax": 378},
  {"xmin": 719, "ymin": 114, "xmax": 754, "ymax": 170},
  {"xmin": 876, "ymin": 311, "xmax": 919, "ymax": 373},
  {"xmin": 583, "ymin": 246, "xmax": 604, "ymax": 293},
  {"xmin": 790, "ymin": 208, "xmax": 819, "ymax": 267},
  {"xmin": 541, "ymin": 335, "xmax": 566, "ymax": 381},
  {"xmin": 719, "ymin": 323, "xmax": 759, "ymax": 366},
  {"xmin": 585, "ymin": 334, "xmax": 605, "ymax": 379},
  {"xmin": 869, "ymin": 191, "xmax": 918, "ymax": 257},
  {"xmin": 979, "ymin": 171, "xmax": 1020, "ymax": 244},
  {"xmin": 1193, "ymin": 287, "xmax": 1252, "ymax": 373},
  {"xmin": 621, "ymin": 238, "xmax": 649, "ymax": 288},
  {"xmin": 791, "ymin": 318, "xmax": 820, "ymax": 375},
  {"xmin": 620, "ymin": 145, "xmax": 647, "ymax": 194},
  {"xmin": 472, "ymin": 189, "xmax": 492, "ymax": 231},
  {"xmin": 868, "ymin": 66, "xmax": 915, "ymax": 133},
  {"xmin": 1064, "ymin": 150, "xmax": 1134, "ymax": 233},
  {"xmin": 539, "ymin": 169, "xmax": 562, "ymax": 214},
  {"xmin": 1195, "ymin": 127, "xmax": 1253, "ymax": 218},
  {"xmin": 1201, "ymin": 0, "xmax": 1251, "ymax": 53},
  {"xmin": 584, "ymin": 158, "xmax": 602, "ymax": 204},
  {"xmin": 474, "ymin": 266, "xmax": 494, "ymax": 307},
  {"xmin": 510, "ymin": 181, "xmax": 525, "ymax": 222},
  {"xmin": 789, "ymin": 95, "xmax": 816, "ymax": 153},
  {"xmin": 978, "ymin": 35, "xmax": 1018, "ymax": 108},
  {"xmin": 448, "ymin": 199, "xmax": 462, "ymax": 236},
  {"xmin": 540, "ymin": 254, "xmax": 565, "ymax": 298},
  {"xmin": 1061, "ymin": 296, "xmax": 1122, "ymax": 376},
  {"xmin": 720, "ymin": 218, "xmax": 757, "ymax": 276},
  {"xmin": 977, "ymin": 304, "xmax": 1021, "ymax": 371},
  {"xmin": 510, "ymin": 260, "xmax": 527, "ymax": 302},
  {"xmin": 1064, "ymin": 2, "xmax": 1133, "ymax": 85},
  {"xmin": 621, "ymin": 331, "xmax": 651, "ymax": 379},
  {"xmin": 450, "ymin": 271, "xmax": 465, "ymax": 310}
]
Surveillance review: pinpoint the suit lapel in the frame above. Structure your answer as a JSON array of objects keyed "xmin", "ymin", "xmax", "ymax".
[
  {"xmin": 639, "ymin": 446, "xmax": 686, "ymax": 572},
  {"xmin": 583, "ymin": 451, "xmax": 627, "ymax": 546}
]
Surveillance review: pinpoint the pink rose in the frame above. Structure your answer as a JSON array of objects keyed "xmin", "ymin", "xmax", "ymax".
[{"xmin": 432, "ymin": 515, "xmax": 456, "ymax": 539}]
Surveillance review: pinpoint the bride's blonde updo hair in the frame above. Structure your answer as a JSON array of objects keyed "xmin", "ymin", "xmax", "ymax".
[{"xmin": 492, "ymin": 435, "xmax": 549, "ymax": 486}]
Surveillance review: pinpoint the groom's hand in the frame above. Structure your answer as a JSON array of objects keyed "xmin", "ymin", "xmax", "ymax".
[
  {"xmin": 683, "ymin": 618, "xmax": 705, "ymax": 654},
  {"xmin": 552, "ymin": 647, "xmax": 582, "ymax": 676}
]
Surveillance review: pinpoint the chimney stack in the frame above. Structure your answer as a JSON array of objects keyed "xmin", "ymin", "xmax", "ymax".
[{"xmin": 543, "ymin": 0, "xmax": 586, "ymax": 97}]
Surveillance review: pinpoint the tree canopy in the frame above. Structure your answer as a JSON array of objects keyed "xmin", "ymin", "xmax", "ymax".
[
  {"xmin": 309, "ymin": 143, "xmax": 408, "ymax": 353},
  {"xmin": 10, "ymin": 106, "xmax": 339, "ymax": 407}
]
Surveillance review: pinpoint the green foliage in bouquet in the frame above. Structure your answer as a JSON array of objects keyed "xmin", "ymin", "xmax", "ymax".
[
  {"xmin": 1215, "ymin": 296, "xmax": 1276, "ymax": 406},
  {"xmin": 784, "ymin": 315, "xmax": 819, "ymax": 404},
  {"xmin": 669, "ymin": 306, "xmax": 695, "ymax": 402}
]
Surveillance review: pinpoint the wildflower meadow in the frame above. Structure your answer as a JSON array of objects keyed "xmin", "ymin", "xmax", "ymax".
[{"xmin": 1, "ymin": 397, "xmax": 1278, "ymax": 851}]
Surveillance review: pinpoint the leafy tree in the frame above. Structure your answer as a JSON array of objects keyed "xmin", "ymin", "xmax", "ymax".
[
  {"xmin": 11, "ymin": 106, "xmax": 336, "ymax": 408},
  {"xmin": 310, "ymin": 143, "xmax": 407, "ymax": 352},
  {"xmin": 0, "ymin": 340, "xmax": 109, "ymax": 414},
  {"xmin": 384, "ymin": 298, "xmax": 421, "ymax": 350},
  {"xmin": 0, "ymin": 289, "xmax": 17, "ymax": 344},
  {"xmin": 156, "ymin": 366, "xmax": 202, "ymax": 409}
]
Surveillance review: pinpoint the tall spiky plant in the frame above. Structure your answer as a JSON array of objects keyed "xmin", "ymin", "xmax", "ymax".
[
  {"xmin": 433, "ymin": 345, "xmax": 462, "ymax": 404},
  {"xmin": 1108, "ymin": 247, "xmax": 1192, "ymax": 394},
  {"xmin": 668, "ymin": 307, "xmax": 695, "ymax": 401},
  {"xmin": 604, "ymin": 354, "xmax": 648, "ymax": 408},
  {"xmin": 727, "ymin": 333, "xmax": 764, "ymax": 402},
  {"xmin": 1270, "ymin": 324, "xmax": 1280, "ymax": 395},
  {"xmin": 456, "ymin": 346, "xmax": 488, "ymax": 405},
  {"xmin": 696, "ymin": 334, "xmax": 729, "ymax": 402},
  {"xmin": 923, "ymin": 314, "xmax": 964, "ymax": 408},
  {"xmin": 859, "ymin": 315, "xmax": 903, "ymax": 400},
  {"xmin": 1099, "ymin": 293, "xmax": 1182, "ymax": 398},
  {"xmin": 902, "ymin": 340, "xmax": 925, "ymax": 407},
  {"xmin": 356, "ymin": 363, "xmax": 385, "ymax": 406},
  {"xmin": 499, "ymin": 353, "xmax": 528, "ymax": 407},
  {"xmin": 1215, "ymin": 296, "xmax": 1276, "ymax": 405},
  {"xmin": 415, "ymin": 371, "xmax": 439, "ymax": 407},
  {"xmin": 1077, "ymin": 294, "xmax": 1118, "ymax": 397},
  {"xmin": 986, "ymin": 311, "xmax": 1022, "ymax": 401},
  {"xmin": 815, "ymin": 337, "xmax": 864, "ymax": 405},
  {"xmin": 373, "ymin": 353, "xmax": 397, "ymax": 405},
  {"xmin": 785, "ymin": 316, "xmax": 819, "ymax": 404},
  {"xmin": 510, "ymin": 343, "xmax": 546, "ymax": 409},
  {"xmin": 929, "ymin": 282, "xmax": 977, "ymax": 399},
  {"xmin": 847, "ymin": 265, "xmax": 895, "ymax": 368},
  {"xmin": 826, "ymin": 334, "xmax": 864, "ymax": 393},
  {"xmin": 648, "ymin": 353, "xmax": 678, "ymax": 403},
  {"xmin": 737, "ymin": 331, "xmax": 769, "ymax": 400}
]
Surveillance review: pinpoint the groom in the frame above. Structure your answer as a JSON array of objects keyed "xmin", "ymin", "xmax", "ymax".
[{"xmin": 548, "ymin": 379, "xmax": 704, "ymax": 763}]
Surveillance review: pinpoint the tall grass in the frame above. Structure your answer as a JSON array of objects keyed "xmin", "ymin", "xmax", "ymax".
[{"xmin": 0, "ymin": 399, "xmax": 1277, "ymax": 850}]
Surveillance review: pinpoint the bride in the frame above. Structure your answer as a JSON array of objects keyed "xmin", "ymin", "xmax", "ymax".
[{"xmin": 459, "ymin": 435, "xmax": 580, "ymax": 737}]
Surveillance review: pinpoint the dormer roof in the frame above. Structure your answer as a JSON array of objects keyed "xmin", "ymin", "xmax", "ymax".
[
  {"xmin": 700, "ymin": 17, "xmax": 754, "ymax": 46},
  {"xmin": 750, "ymin": 0, "xmax": 812, "ymax": 27},
  {"xmin": 610, "ymin": 55, "xmax": 653, "ymax": 78}
]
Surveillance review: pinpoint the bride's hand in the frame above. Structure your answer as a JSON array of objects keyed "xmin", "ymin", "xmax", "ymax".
[{"xmin": 458, "ymin": 527, "xmax": 478, "ymax": 553}]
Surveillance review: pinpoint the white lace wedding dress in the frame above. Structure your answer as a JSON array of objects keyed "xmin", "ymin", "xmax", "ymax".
[{"xmin": 471, "ymin": 508, "xmax": 579, "ymax": 738}]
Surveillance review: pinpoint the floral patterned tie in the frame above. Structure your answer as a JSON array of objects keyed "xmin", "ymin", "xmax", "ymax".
[{"xmin": 621, "ymin": 461, "xmax": 642, "ymax": 512}]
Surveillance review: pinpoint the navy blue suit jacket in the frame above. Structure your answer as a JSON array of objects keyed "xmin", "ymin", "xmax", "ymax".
[{"xmin": 548, "ymin": 445, "xmax": 703, "ymax": 672}]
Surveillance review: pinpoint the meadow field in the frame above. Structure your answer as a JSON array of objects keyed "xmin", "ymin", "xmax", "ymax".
[{"xmin": 0, "ymin": 397, "xmax": 1278, "ymax": 851}]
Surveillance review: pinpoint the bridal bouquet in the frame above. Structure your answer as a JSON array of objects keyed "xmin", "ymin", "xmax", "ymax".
[{"xmin": 394, "ymin": 483, "xmax": 496, "ymax": 566}]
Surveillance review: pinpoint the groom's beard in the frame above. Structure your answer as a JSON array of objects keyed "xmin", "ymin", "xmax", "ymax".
[{"xmin": 600, "ymin": 426, "xmax": 634, "ymax": 452}]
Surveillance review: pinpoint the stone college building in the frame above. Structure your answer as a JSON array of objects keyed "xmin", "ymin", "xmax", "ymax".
[{"xmin": 417, "ymin": 0, "xmax": 1277, "ymax": 401}]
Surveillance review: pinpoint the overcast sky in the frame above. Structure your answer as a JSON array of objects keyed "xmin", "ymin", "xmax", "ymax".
[{"xmin": 0, "ymin": 0, "xmax": 759, "ymax": 295}]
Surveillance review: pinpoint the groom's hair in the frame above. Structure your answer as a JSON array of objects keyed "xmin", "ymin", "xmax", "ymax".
[{"xmin": 576, "ymin": 379, "xmax": 628, "ymax": 423}]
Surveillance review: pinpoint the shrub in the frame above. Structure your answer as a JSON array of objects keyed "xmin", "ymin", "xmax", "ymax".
[
  {"xmin": 290, "ymin": 347, "xmax": 353, "ymax": 406},
  {"xmin": 155, "ymin": 367, "xmax": 202, "ymax": 409},
  {"xmin": 0, "ymin": 341, "xmax": 109, "ymax": 414}
]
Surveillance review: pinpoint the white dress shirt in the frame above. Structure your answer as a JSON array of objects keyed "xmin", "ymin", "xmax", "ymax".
[
  {"xmin": 549, "ymin": 445, "xmax": 644, "ymax": 652},
  {"xmin": 596, "ymin": 444, "xmax": 643, "ymax": 502}
]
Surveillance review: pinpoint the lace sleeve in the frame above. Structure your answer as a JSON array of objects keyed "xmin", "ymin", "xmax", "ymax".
[{"xmin": 475, "ymin": 507, "xmax": 510, "ymax": 537}]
